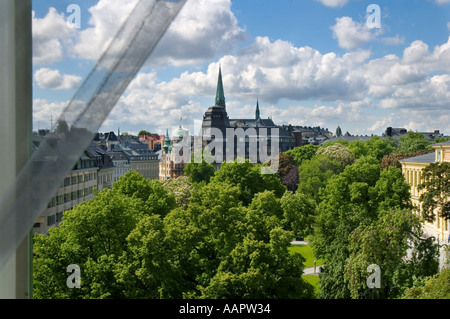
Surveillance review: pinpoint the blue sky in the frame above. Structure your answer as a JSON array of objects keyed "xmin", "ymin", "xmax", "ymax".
[{"xmin": 32, "ymin": 0, "xmax": 450, "ymax": 137}]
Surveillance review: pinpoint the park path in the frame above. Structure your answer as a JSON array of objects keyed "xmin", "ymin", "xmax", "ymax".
[{"xmin": 290, "ymin": 240, "xmax": 322, "ymax": 276}]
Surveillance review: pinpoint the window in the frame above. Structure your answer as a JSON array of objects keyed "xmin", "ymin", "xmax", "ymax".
[
  {"xmin": 56, "ymin": 212, "xmax": 64, "ymax": 223},
  {"xmin": 47, "ymin": 215, "xmax": 56, "ymax": 226},
  {"xmin": 56, "ymin": 195, "xmax": 64, "ymax": 205},
  {"xmin": 47, "ymin": 197, "xmax": 56, "ymax": 208},
  {"xmin": 64, "ymin": 177, "xmax": 71, "ymax": 187}
]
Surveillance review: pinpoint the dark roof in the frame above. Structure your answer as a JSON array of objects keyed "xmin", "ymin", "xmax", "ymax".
[
  {"xmin": 230, "ymin": 118, "xmax": 276, "ymax": 128},
  {"xmin": 109, "ymin": 151, "xmax": 128, "ymax": 161},
  {"xmin": 400, "ymin": 152, "xmax": 435, "ymax": 164}
]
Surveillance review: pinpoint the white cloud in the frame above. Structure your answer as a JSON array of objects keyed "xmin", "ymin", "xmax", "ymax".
[
  {"xmin": 377, "ymin": 74, "xmax": 450, "ymax": 110},
  {"xmin": 71, "ymin": 0, "xmax": 138, "ymax": 61},
  {"xmin": 150, "ymin": 0, "xmax": 247, "ymax": 66},
  {"xmin": 381, "ymin": 35, "xmax": 405, "ymax": 46},
  {"xmin": 101, "ymin": 37, "xmax": 374, "ymax": 134},
  {"xmin": 362, "ymin": 37, "xmax": 450, "ymax": 106},
  {"xmin": 34, "ymin": 68, "xmax": 82, "ymax": 90},
  {"xmin": 106, "ymin": 34, "xmax": 450, "ymax": 136},
  {"xmin": 31, "ymin": 3, "xmax": 450, "ymax": 137},
  {"xmin": 316, "ymin": 0, "xmax": 349, "ymax": 7},
  {"xmin": 331, "ymin": 16, "xmax": 405, "ymax": 50},
  {"xmin": 331, "ymin": 17, "xmax": 374, "ymax": 49},
  {"xmin": 435, "ymin": 0, "xmax": 450, "ymax": 4},
  {"xmin": 32, "ymin": 8, "xmax": 77, "ymax": 65},
  {"xmin": 32, "ymin": 99, "xmax": 68, "ymax": 130},
  {"xmin": 71, "ymin": 0, "xmax": 246, "ymax": 66}
]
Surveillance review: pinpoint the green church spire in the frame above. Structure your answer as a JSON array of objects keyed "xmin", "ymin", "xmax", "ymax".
[
  {"xmin": 164, "ymin": 128, "xmax": 170, "ymax": 148},
  {"xmin": 215, "ymin": 64, "xmax": 226, "ymax": 108},
  {"xmin": 255, "ymin": 98, "xmax": 260, "ymax": 120}
]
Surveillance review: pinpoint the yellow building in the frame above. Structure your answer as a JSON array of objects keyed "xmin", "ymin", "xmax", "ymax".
[{"xmin": 400, "ymin": 141, "xmax": 450, "ymax": 244}]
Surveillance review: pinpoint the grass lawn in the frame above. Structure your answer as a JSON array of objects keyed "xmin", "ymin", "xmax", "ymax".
[
  {"xmin": 303, "ymin": 275, "xmax": 320, "ymax": 294},
  {"xmin": 288, "ymin": 244, "xmax": 323, "ymax": 268}
]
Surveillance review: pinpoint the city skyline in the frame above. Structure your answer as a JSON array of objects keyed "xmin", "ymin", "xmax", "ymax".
[{"xmin": 32, "ymin": 0, "xmax": 450, "ymax": 137}]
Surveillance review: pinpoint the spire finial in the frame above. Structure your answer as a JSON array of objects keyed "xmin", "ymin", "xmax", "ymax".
[
  {"xmin": 215, "ymin": 64, "xmax": 226, "ymax": 108},
  {"xmin": 255, "ymin": 97, "xmax": 261, "ymax": 120}
]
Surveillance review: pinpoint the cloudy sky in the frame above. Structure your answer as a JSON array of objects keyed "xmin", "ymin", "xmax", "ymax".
[{"xmin": 32, "ymin": 0, "xmax": 450, "ymax": 137}]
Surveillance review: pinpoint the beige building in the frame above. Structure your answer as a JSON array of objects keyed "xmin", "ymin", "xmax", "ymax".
[
  {"xmin": 130, "ymin": 155, "xmax": 159, "ymax": 179},
  {"xmin": 34, "ymin": 146, "xmax": 114, "ymax": 235},
  {"xmin": 118, "ymin": 141, "xmax": 160, "ymax": 180},
  {"xmin": 400, "ymin": 141, "xmax": 450, "ymax": 244},
  {"xmin": 34, "ymin": 154, "xmax": 98, "ymax": 235}
]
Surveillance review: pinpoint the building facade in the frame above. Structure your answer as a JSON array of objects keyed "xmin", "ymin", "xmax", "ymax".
[
  {"xmin": 117, "ymin": 138, "xmax": 160, "ymax": 180},
  {"xmin": 400, "ymin": 141, "xmax": 450, "ymax": 248},
  {"xmin": 34, "ymin": 151, "xmax": 99, "ymax": 234},
  {"xmin": 200, "ymin": 66, "xmax": 296, "ymax": 165},
  {"xmin": 159, "ymin": 126, "xmax": 190, "ymax": 181},
  {"xmin": 110, "ymin": 151, "xmax": 131, "ymax": 183}
]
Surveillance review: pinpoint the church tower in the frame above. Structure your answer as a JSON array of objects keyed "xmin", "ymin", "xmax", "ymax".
[
  {"xmin": 201, "ymin": 65, "xmax": 231, "ymax": 136},
  {"xmin": 163, "ymin": 128, "xmax": 170, "ymax": 153}
]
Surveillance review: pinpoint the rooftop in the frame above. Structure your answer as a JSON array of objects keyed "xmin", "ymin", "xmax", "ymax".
[{"xmin": 400, "ymin": 152, "xmax": 435, "ymax": 164}]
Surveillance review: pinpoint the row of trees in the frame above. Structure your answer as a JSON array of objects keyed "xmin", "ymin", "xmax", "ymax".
[
  {"xmin": 33, "ymin": 131, "xmax": 449, "ymax": 299},
  {"xmin": 280, "ymin": 133, "xmax": 449, "ymax": 298},
  {"xmin": 33, "ymin": 166, "xmax": 316, "ymax": 299}
]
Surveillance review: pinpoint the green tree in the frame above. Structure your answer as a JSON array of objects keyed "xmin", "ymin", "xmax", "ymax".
[
  {"xmin": 434, "ymin": 136, "xmax": 450, "ymax": 143},
  {"xmin": 277, "ymin": 152, "xmax": 295, "ymax": 178},
  {"xmin": 344, "ymin": 209, "xmax": 439, "ymax": 299},
  {"xmin": 244, "ymin": 191, "xmax": 284, "ymax": 243},
  {"xmin": 297, "ymin": 155, "xmax": 343, "ymax": 203},
  {"xmin": 311, "ymin": 156, "xmax": 412, "ymax": 299},
  {"xmin": 347, "ymin": 136, "xmax": 394, "ymax": 162},
  {"xmin": 211, "ymin": 159, "xmax": 286, "ymax": 206},
  {"xmin": 113, "ymin": 170, "xmax": 176, "ymax": 217},
  {"xmin": 33, "ymin": 164, "xmax": 315, "ymax": 300},
  {"xmin": 184, "ymin": 150, "xmax": 216, "ymax": 184},
  {"xmin": 33, "ymin": 189, "xmax": 146, "ymax": 299},
  {"xmin": 33, "ymin": 171, "xmax": 177, "ymax": 299},
  {"xmin": 316, "ymin": 143, "xmax": 355, "ymax": 167},
  {"xmin": 336, "ymin": 126, "xmax": 342, "ymax": 137},
  {"xmin": 418, "ymin": 162, "xmax": 450, "ymax": 222},
  {"xmin": 397, "ymin": 131, "xmax": 433, "ymax": 154},
  {"xmin": 402, "ymin": 268, "xmax": 450, "ymax": 299},
  {"xmin": 285, "ymin": 144, "xmax": 320, "ymax": 166},
  {"xmin": 138, "ymin": 130, "xmax": 154, "ymax": 136},
  {"xmin": 55, "ymin": 119, "xmax": 69, "ymax": 134},
  {"xmin": 162, "ymin": 176, "xmax": 196, "ymax": 210},
  {"xmin": 281, "ymin": 191, "xmax": 317, "ymax": 237},
  {"xmin": 198, "ymin": 229, "xmax": 314, "ymax": 299}
]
